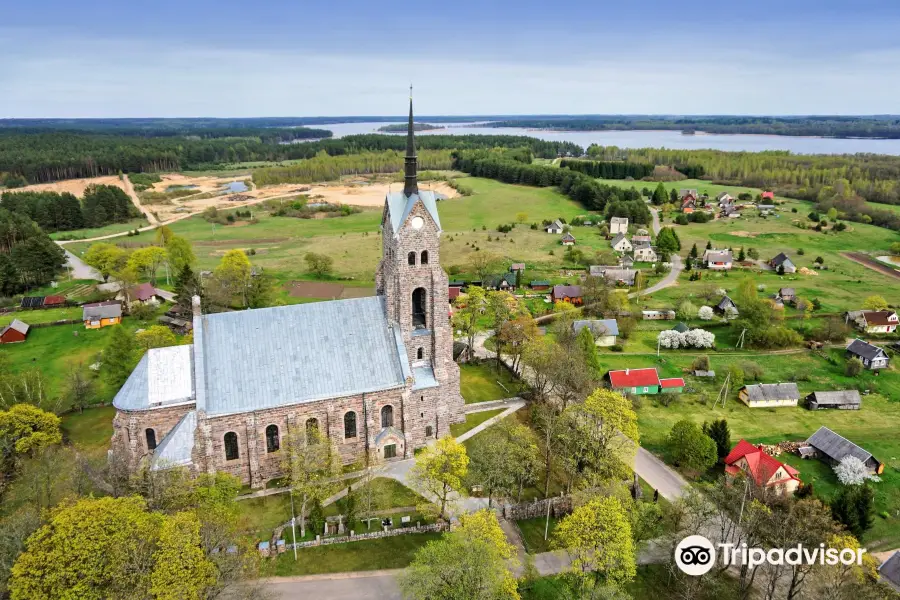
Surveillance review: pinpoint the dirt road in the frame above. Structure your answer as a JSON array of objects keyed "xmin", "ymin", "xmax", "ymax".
[
  {"xmin": 842, "ymin": 252, "xmax": 900, "ymax": 280},
  {"xmin": 123, "ymin": 175, "xmax": 160, "ymax": 226}
]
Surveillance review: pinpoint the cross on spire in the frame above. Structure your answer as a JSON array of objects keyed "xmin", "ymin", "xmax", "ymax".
[{"xmin": 403, "ymin": 86, "xmax": 418, "ymax": 197}]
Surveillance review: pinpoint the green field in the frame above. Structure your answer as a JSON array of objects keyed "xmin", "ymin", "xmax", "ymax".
[
  {"xmin": 61, "ymin": 405, "xmax": 116, "ymax": 459},
  {"xmin": 459, "ymin": 361, "xmax": 521, "ymax": 403},
  {"xmin": 51, "ymin": 217, "xmax": 149, "ymax": 241},
  {"xmin": 0, "ymin": 306, "xmax": 83, "ymax": 327}
]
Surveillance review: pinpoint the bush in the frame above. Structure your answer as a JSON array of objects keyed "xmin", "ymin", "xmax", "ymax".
[
  {"xmin": 740, "ymin": 361, "xmax": 764, "ymax": 381},
  {"xmin": 675, "ymin": 214, "xmax": 689, "ymax": 225},
  {"xmin": 610, "ymin": 344, "xmax": 624, "ymax": 352},
  {"xmin": 846, "ymin": 358, "xmax": 863, "ymax": 377}
]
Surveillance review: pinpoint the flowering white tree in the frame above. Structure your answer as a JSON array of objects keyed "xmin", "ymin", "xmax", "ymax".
[
  {"xmin": 685, "ymin": 328, "xmax": 716, "ymax": 349},
  {"xmin": 715, "ymin": 288, "xmax": 727, "ymax": 297},
  {"xmin": 698, "ymin": 306, "xmax": 714, "ymax": 321},
  {"xmin": 834, "ymin": 456, "xmax": 881, "ymax": 485},
  {"xmin": 657, "ymin": 330, "xmax": 684, "ymax": 349}
]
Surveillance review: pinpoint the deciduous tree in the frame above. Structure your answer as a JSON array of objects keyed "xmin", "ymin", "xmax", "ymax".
[
  {"xmin": 667, "ymin": 419, "xmax": 716, "ymax": 472},
  {"xmin": 408, "ymin": 436, "xmax": 468, "ymax": 521}
]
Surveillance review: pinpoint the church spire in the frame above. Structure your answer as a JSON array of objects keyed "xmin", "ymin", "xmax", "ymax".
[{"xmin": 403, "ymin": 86, "xmax": 418, "ymax": 198}]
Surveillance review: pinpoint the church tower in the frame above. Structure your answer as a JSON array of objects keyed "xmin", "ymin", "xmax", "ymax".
[{"xmin": 376, "ymin": 93, "xmax": 464, "ymax": 442}]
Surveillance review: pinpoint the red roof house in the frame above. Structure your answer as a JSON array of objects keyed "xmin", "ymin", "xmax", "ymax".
[
  {"xmin": 660, "ymin": 377, "xmax": 685, "ymax": 391},
  {"xmin": 761, "ymin": 191, "xmax": 774, "ymax": 200},
  {"xmin": 0, "ymin": 319, "xmax": 30, "ymax": 344},
  {"xmin": 724, "ymin": 440, "xmax": 800, "ymax": 495},
  {"xmin": 607, "ymin": 368, "xmax": 662, "ymax": 394}
]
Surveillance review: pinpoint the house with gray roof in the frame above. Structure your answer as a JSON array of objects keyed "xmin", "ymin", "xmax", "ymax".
[
  {"xmin": 545, "ymin": 219, "xmax": 565, "ymax": 234},
  {"xmin": 610, "ymin": 233, "xmax": 632, "ymax": 253},
  {"xmin": 806, "ymin": 426, "xmax": 882, "ymax": 474},
  {"xmin": 590, "ymin": 266, "xmax": 637, "ymax": 286},
  {"xmin": 109, "ymin": 99, "xmax": 465, "ymax": 490},
  {"xmin": 879, "ymin": 551, "xmax": 900, "ymax": 592},
  {"xmin": 609, "ymin": 216, "xmax": 629, "ymax": 235},
  {"xmin": 573, "ymin": 319, "xmax": 619, "ymax": 347},
  {"xmin": 82, "ymin": 301, "xmax": 122, "ymax": 328},
  {"xmin": 846, "ymin": 338, "xmax": 889, "ymax": 370},
  {"xmin": 769, "ymin": 253, "xmax": 796, "ymax": 273},
  {"xmin": 738, "ymin": 383, "xmax": 800, "ymax": 408}
]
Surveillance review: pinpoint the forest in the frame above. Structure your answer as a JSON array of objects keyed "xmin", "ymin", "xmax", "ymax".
[
  {"xmin": 0, "ymin": 131, "xmax": 581, "ymax": 185},
  {"xmin": 1, "ymin": 185, "xmax": 140, "ymax": 232},
  {"xmin": 251, "ymin": 149, "xmax": 453, "ymax": 186},
  {"xmin": 559, "ymin": 158, "xmax": 654, "ymax": 179},
  {"xmin": 0, "ymin": 209, "xmax": 65, "ymax": 294},
  {"xmin": 488, "ymin": 115, "xmax": 900, "ymax": 138}
]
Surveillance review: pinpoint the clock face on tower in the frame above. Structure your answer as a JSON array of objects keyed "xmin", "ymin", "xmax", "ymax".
[{"xmin": 410, "ymin": 216, "xmax": 424, "ymax": 230}]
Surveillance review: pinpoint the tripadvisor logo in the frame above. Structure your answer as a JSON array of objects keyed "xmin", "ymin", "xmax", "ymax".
[{"xmin": 674, "ymin": 535, "xmax": 867, "ymax": 576}]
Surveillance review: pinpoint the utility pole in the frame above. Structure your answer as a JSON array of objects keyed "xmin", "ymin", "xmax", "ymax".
[
  {"xmin": 715, "ymin": 372, "xmax": 731, "ymax": 409},
  {"xmin": 290, "ymin": 491, "xmax": 298, "ymax": 561}
]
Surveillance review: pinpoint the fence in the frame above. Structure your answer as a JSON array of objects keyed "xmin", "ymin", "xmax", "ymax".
[
  {"xmin": 287, "ymin": 522, "xmax": 447, "ymax": 550},
  {"xmin": 501, "ymin": 495, "xmax": 573, "ymax": 521}
]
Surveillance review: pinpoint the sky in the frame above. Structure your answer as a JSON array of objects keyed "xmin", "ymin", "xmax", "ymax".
[{"xmin": 2, "ymin": 0, "xmax": 900, "ymax": 118}]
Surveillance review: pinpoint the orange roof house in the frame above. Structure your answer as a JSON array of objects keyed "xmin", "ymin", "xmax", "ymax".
[{"xmin": 724, "ymin": 440, "xmax": 800, "ymax": 495}]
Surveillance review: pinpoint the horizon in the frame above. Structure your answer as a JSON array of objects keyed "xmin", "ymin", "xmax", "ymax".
[{"xmin": 3, "ymin": 0, "xmax": 900, "ymax": 118}]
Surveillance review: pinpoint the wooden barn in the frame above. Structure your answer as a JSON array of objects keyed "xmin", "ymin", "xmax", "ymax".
[
  {"xmin": 806, "ymin": 426, "xmax": 883, "ymax": 474},
  {"xmin": 805, "ymin": 390, "xmax": 861, "ymax": 411},
  {"xmin": 0, "ymin": 319, "xmax": 30, "ymax": 344}
]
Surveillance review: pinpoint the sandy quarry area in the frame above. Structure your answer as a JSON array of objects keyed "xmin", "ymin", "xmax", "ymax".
[
  {"xmin": 11, "ymin": 175, "xmax": 126, "ymax": 196},
  {"xmin": 258, "ymin": 181, "xmax": 459, "ymax": 207},
  {"xmin": 149, "ymin": 173, "xmax": 249, "ymax": 195}
]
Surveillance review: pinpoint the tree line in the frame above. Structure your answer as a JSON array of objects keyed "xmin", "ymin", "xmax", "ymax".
[
  {"xmin": 488, "ymin": 115, "xmax": 900, "ymax": 138},
  {"xmin": 1, "ymin": 184, "xmax": 139, "ymax": 232},
  {"xmin": 559, "ymin": 158, "xmax": 653, "ymax": 179},
  {"xmin": 0, "ymin": 209, "xmax": 65, "ymax": 295}
]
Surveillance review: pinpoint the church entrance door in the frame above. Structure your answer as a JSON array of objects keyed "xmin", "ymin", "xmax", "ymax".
[{"xmin": 384, "ymin": 444, "xmax": 397, "ymax": 459}]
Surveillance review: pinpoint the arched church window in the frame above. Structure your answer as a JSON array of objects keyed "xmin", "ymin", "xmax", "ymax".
[
  {"xmin": 412, "ymin": 288, "xmax": 426, "ymax": 328},
  {"xmin": 408, "ymin": 252, "xmax": 416, "ymax": 266},
  {"xmin": 381, "ymin": 405, "xmax": 394, "ymax": 428},
  {"xmin": 224, "ymin": 432, "xmax": 239, "ymax": 460},
  {"xmin": 145, "ymin": 429, "xmax": 157, "ymax": 451},
  {"xmin": 265, "ymin": 425, "xmax": 280, "ymax": 453},
  {"xmin": 344, "ymin": 412, "xmax": 357, "ymax": 439},
  {"xmin": 421, "ymin": 250, "xmax": 429, "ymax": 265},
  {"xmin": 426, "ymin": 425, "xmax": 433, "ymax": 437}
]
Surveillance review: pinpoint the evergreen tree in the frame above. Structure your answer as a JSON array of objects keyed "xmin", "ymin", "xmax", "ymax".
[
  {"xmin": 831, "ymin": 484, "xmax": 874, "ymax": 538},
  {"xmin": 576, "ymin": 325, "xmax": 602, "ymax": 374},
  {"xmin": 104, "ymin": 326, "xmax": 137, "ymax": 387},
  {"xmin": 737, "ymin": 247, "xmax": 746, "ymax": 261},
  {"xmin": 669, "ymin": 188, "xmax": 678, "ymax": 204},
  {"xmin": 652, "ymin": 183, "xmax": 668, "ymax": 206},
  {"xmin": 706, "ymin": 240, "xmax": 713, "ymax": 250},
  {"xmin": 689, "ymin": 243, "xmax": 698, "ymax": 258},
  {"xmin": 702, "ymin": 419, "xmax": 731, "ymax": 462}
]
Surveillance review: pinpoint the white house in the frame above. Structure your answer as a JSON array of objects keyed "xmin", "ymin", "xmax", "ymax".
[
  {"xmin": 561, "ymin": 233, "xmax": 576, "ymax": 246},
  {"xmin": 573, "ymin": 319, "xmax": 620, "ymax": 347},
  {"xmin": 609, "ymin": 217, "xmax": 629, "ymax": 235},
  {"xmin": 703, "ymin": 249, "xmax": 733, "ymax": 270},
  {"xmin": 846, "ymin": 338, "xmax": 890, "ymax": 370},
  {"xmin": 738, "ymin": 383, "xmax": 800, "ymax": 408},
  {"xmin": 611, "ymin": 233, "xmax": 633, "ymax": 253},
  {"xmin": 632, "ymin": 242, "xmax": 657, "ymax": 262},
  {"xmin": 545, "ymin": 219, "xmax": 565, "ymax": 234},
  {"xmin": 845, "ymin": 310, "xmax": 899, "ymax": 334}
]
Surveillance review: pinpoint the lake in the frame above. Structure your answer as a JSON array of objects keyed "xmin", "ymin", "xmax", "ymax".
[{"xmin": 317, "ymin": 121, "xmax": 900, "ymax": 156}]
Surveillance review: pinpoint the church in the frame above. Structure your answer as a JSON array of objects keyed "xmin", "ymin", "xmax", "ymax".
[{"xmin": 110, "ymin": 99, "xmax": 465, "ymax": 488}]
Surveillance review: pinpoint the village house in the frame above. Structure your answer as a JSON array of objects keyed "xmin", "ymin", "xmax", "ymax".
[
  {"xmin": 118, "ymin": 282, "xmax": 164, "ymax": 307},
  {"xmin": 845, "ymin": 310, "xmax": 899, "ymax": 334},
  {"xmin": 631, "ymin": 235, "xmax": 652, "ymax": 244},
  {"xmin": 703, "ymin": 249, "xmax": 733, "ymax": 270},
  {"xmin": 724, "ymin": 440, "xmax": 801, "ymax": 496},
  {"xmin": 483, "ymin": 273, "xmax": 517, "ymax": 291},
  {"xmin": 606, "ymin": 368, "xmax": 684, "ymax": 395},
  {"xmin": 509, "ymin": 263, "xmax": 526, "ymax": 273},
  {"xmin": 551, "ymin": 284, "xmax": 583, "ymax": 305},
  {"xmin": 680, "ymin": 195, "xmax": 697, "ymax": 213},
  {"xmin": 529, "ymin": 280, "xmax": 550, "ymax": 291},
  {"xmin": 545, "ymin": 219, "xmax": 565, "ymax": 234},
  {"xmin": 805, "ymin": 426, "xmax": 883, "ymax": 474},
  {"xmin": 609, "ymin": 216, "xmax": 629, "ymax": 235},
  {"xmin": 757, "ymin": 204, "xmax": 776, "ymax": 215},
  {"xmin": 158, "ymin": 314, "xmax": 193, "ymax": 335},
  {"xmin": 561, "ymin": 232, "xmax": 576, "ymax": 246},
  {"xmin": 573, "ymin": 319, "xmax": 619, "ymax": 347},
  {"xmin": 777, "ymin": 287, "xmax": 796, "ymax": 303},
  {"xmin": 769, "ymin": 253, "xmax": 797, "ymax": 274},
  {"xmin": 715, "ymin": 295, "xmax": 739, "ymax": 317},
  {"xmin": 761, "ymin": 191, "xmax": 775, "ymax": 201},
  {"xmin": 717, "ymin": 192, "xmax": 733, "ymax": 205},
  {"xmin": 590, "ymin": 266, "xmax": 637, "ymax": 287},
  {"xmin": 879, "ymin": 552, "xmax": 900, "ymax": 592},
  {"xmin": 0, "ymin": 319, "xmax": 30, "ymax": 344},
  {"xmin": 738, "ymin": 383, "xmax": 801, "ymax": 408},
  {"xmin": 611, "ymin": 233, "xmax": 633, "ymax": 253},
  {"xmin": 632, "ymin": 242, "xmax": 658, "ymax": 263},
  {"xmin": 846, "ymin": 338, "xmax": 890, "ymax": 369},
  {"xmin": 641, "ymin": 309, "xmax": 675, "ymax": 320},
  {"xmin": 806, "ymin": 390, "xmax": 862, "ymax": 410},
  {"xmin": 83, "ymin": 301, "xmax": 123, "ymax": 329},
  {"xmin": 620, "ymin": 255, "xmax": 635, "ymax": 268},
  {"xmin": 109, "ymin": 101, "xmax": 465, "ymax": 488},
  {"xmin": 722, "ymin": 205, "xmax": 741, "ymax": 218}
]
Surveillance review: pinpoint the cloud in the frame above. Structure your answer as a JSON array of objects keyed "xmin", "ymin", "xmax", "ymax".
[{"xmin": 1, "ymin": 30, "xmax": 899, "ymax": 117}]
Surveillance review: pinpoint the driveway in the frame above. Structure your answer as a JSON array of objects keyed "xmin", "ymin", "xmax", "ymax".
[{"xmin": 63, "ymin": 250, "xmax": 103, "ymax": 281}]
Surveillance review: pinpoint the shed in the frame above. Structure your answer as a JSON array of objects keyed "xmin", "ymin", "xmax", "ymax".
[
  {"xmin": 879, "ymin": 551, "xmax": 900, "ymax": 592},
  {"xmin": 0, "ymin": 319, "xmax": 30, "ymax": 344},
  {"xmin": 806, "ymin": 426, "xmax": 883, "ymax": 474},
  {"xmin": 545, "ymin": 219, "xmax": 564, "ymax": 234},
  {"xmin": 738, "ymin": 383, "xmax": 800, "ymax": 408},
  {"xmin": 715, "ymin": 295, "xmax": 738, "ymax": 317},
  {"xmin": 806, "ymin": 390, "xmax": 861, "ymax": 411},
  {"xmin": 693, "ymin": 370, "xmax": 716, "ymax": 378},
  {"xmin": 42, "ymin": 295, "xmax": 67, "ymax": 307},
  {"xmin": 509, "ymin": 263, "xmax": 526, "ymax": 272},
  {"xmin": 672, "ymin": 322, "xmax": 689, "ymax": 333},
  {"xmin": 642, "ymin": 309, "xmax": 675, "ymax": 320},
  {"xmin": 769, "ymin": 253, "xmax": 797, "ymax": 274},
  {"xmin": 561, "ymin": 233, "xmax": 576, "ymax": 246},
  {"xmin": 530, "ymin": 280, "xmax": 550, "ymax": 291},
  {"xmin": 777, "ymin": 287, "xmax": 795, "ymax": 302},
  {"xmin": 660, "ymin": 378, "xmax": 685, "ymax": 393}
]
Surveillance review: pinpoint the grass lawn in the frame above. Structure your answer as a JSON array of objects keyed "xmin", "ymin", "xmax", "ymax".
[
  {"xmin": 237, "ymin": 494, "xmax": 294, "ymax": 543},
  {"xmin": 51, "ymin": 217, "xmax": 149, "ymax": 241},
  {"xmin": 516, "ymin": 516, "xmax": 559, "ymax": 554},
  {"xmin": 61, "ymin": 405, "xmax": 116, "ymax": 460},
  {"xmin": 459, "ymin": 361, "xmax": 520, "ymax": 403},
  {"xmin": 0, "ymin": 306, "xmax": 84, "ymax": 327},
  {"xmin": 450, "ymin": 408, "xmax": 506, "ymax": 438},
  {"xmin": 272, "ymin": 531, "xmax": 442, "ymax": 576}
]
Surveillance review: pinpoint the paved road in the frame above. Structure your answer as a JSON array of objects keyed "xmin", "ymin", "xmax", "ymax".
[
  {"xmin": 633, "ymin": 207, "xmax": 684, "ymax": 298},
  {"xmin": 63, "ymin": 250, "xmax": 103, "ymax": 281},
  {"xmin": 266, "ymin": 572, "xmax": 402, "ymax": 599}
]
